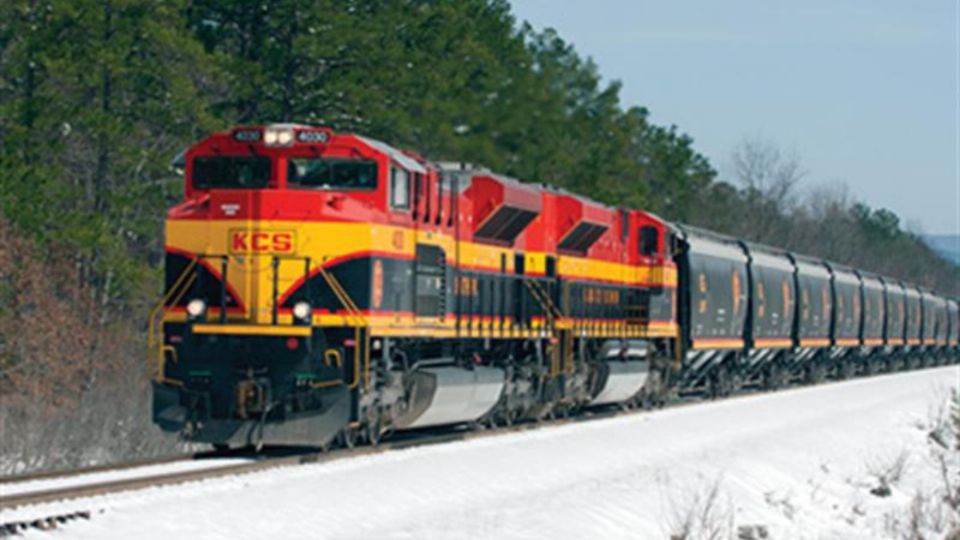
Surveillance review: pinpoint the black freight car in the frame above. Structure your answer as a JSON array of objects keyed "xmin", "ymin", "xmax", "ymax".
[
  {"xmin": 740, "ymin": 242, "xmax": 795, "ymax": 386},
  {"xmin": 674, "ymin": 226, "xmax": 749, "ymax": 393},
  {"xmin": 789, "ymin": 254, "xmax": 832, "ymax": 372},
  {"xmin": 947, "ymin": 299, "xmax": 959, "ymax": 352}
]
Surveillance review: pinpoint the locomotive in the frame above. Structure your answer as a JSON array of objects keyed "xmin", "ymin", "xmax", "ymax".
[{"xmin": 151, "ymin": 124, "xmax": 959, "ymax": 449}]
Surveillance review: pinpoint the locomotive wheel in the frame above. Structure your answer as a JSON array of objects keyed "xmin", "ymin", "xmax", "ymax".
[
  {"xmin": 366, "ymin": 420, "xmax": 382, "ymax": 447},
  {"xmin": 633, "ymin": 389, "xmax": 656, "ymax": 411},
  {"xmin": 318, "ymin": 438, "xmax": 333, "ymax": 453},
  {"xmin": 338, "ymin": 426, "xmax": 358, "ymax": 449},
  {"xmin": 638, "ymin": 390, "xmax": 655, "ymax": 410}
]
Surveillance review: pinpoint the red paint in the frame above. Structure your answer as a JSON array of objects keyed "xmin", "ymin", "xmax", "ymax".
[{"xmin": 170, "ymin": 124, "xmax": 679, "ymax": 328}]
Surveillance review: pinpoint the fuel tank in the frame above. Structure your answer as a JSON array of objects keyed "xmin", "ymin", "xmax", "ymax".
[
  {"xmin": 589, "ymin": 340, "xmax": 650, "ymax": 406},
  {"xmin": 394, "ymin": 364, "xmax": 506, "ymax": 430}
]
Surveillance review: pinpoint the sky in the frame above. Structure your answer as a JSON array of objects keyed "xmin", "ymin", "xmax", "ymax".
[{"xmin": 510, "ymin": 0, "xmax": 959, "ymax": 236}]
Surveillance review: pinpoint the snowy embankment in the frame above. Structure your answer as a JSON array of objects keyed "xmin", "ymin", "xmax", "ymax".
[{"xmin": 8, "ymin": 366, "xmax": 959, "ymax": 540}]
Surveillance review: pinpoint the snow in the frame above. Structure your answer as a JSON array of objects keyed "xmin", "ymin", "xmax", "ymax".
[{"xmin": 6, "ymin": 366, "xmax": 959, "ymax": 539}]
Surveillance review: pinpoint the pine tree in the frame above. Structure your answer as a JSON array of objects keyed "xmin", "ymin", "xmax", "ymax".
[{"xmin": 1, "ymin": 0, "xmax": 220, "ymax": 314}]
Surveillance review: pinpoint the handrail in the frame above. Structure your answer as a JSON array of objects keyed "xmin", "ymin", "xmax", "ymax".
[
  {"xmin": 523, "ymin": 278, "xmax": 574, "ymax": 378},
  {"xmin": 148, "ymin": 258, "xmax": 197, "ymax": 355},
  {"xmin": 524, "ymin": 279, "xmax": 563, "ymax": 323},
  {"xmin": 148, "ymin": 258, "xmax": 198, "ymax": 383},
  {"xmin": 159, "ymin": 346, "xmax": 184, "ymax": 386},
  {"xmin": 317, "ymin": 266, "xmax": 366, "ymax": 325},
  {"xmin": 154, "ymin": 276, "xmax": 195, "ymax": 383},
  {"xmin": 324, "ymin": 348, "xmax": 343, "ymax": 368},
  {"xmin": 316, "ymin": 265, "xmax": 370, "ymax": 390}
]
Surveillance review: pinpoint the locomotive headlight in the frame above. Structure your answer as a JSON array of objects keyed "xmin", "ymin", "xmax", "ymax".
[
  {"xmin": 186, "ymin": 299, "xmax": 207, "ymax": 320},
  {"xmin": 292, "ymin": 301, "xmax": 312, "ymax": 324},
  {"xmin": 264, "ymin": 127, "xmax": 294, "ymax": 147}
]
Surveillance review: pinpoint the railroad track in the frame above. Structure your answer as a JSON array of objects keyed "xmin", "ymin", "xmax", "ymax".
[
  {"xmin": 0, "ymin": 408, "xmax": 626, "ymax": 536},
  {"xmin": 0, "ymin": 450, "xmax": 229, "ymax": 486},
  {"xmin": 1, "ymin": 364, "xmax": 956, "ymax": 536},
  {"xmin": 0, "ymin": 391, "xmax": 677, "ymax": 536}
]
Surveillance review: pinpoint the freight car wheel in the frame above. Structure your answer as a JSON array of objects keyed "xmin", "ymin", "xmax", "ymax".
[
  {"xmin": 805, "ymin": 362, "xmax": 826, "ymax": 385},
  {"xmin": 837, "ymin": 360, "xmax": 855, "ymax": 380},
  {"xmin": 903, "ymin": 356, "xmax": 917, "ymax": 370},
  {"xmin": 710, "ymin": 366, "xmax": 732, "ymax": 399},
  {"xmin": 763, "ymin": 364, "xmax": 786, "ymax": 391}
]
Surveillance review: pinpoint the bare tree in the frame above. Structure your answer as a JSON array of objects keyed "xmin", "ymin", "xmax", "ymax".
[
  {"xmin": 728, "ymin": 138, "xmax": 806, "ymax": 244},
  {"xmin": 731, "ymin": 138, "xmax": 805, "ymax": 205}
]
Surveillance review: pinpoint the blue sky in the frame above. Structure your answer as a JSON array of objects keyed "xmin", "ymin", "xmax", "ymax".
[{"xmin": 510, "ymin": 0, "xmax": 959, "ymax": 235}]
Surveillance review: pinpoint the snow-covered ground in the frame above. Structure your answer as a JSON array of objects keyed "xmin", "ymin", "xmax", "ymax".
[{"xmin": 6, "ymin": 366, "xmax": 959, "ymax": 540}]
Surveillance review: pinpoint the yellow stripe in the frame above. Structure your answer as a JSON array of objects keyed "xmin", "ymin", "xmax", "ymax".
[
  {"xmin": 691, "ymin": 338, "xmax": 743, "ymax": 350},
  {"xmin": 800, "ymin": 338, "xmax": 831, "ymax": 347},
  {"xmin": 192, "ymin": 323, "xmax": 311, "ymax": 337},
  {"xmin": 834, "ymin": 338, "xmax": 860, "ymax": 347},
  {"xmin": 171, "ymin": 311, "xmax": 680, "ymax": 340},
  {"xmin": 753, "ymin": 338, "xmax": 792, "ymax": 348},
  {"xmin": 167, "ymin": 219, "xmax": 678, "ymax": 287}
]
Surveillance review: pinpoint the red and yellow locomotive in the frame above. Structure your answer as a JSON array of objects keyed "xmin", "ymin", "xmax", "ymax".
[
  {"xmin": 152, "ymin": 124, "xmax": 678, "ymax": 448},
  {"xmin": 153, "ymin": 124, "xmax": 958, "ymax": 449}
]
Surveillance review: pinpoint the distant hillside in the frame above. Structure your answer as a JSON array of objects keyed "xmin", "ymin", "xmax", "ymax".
[{"xmin": 924, "ymin": 234, "xmax": 960, "ymax": 266}]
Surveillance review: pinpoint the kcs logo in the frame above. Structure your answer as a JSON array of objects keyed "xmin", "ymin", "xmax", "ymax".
[{"xmin": 229, "ymin": 230, "xmax": 296, "ymax": 254}]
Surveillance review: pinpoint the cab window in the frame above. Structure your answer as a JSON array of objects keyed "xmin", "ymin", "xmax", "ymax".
[
  {"xmin": 193, "ymin": 156, "xmax": 271, "ymax": 189},
  {"xmin": 391, "ymin": 166, "xmax": 410, "ymax": 209},
  {"xmin": 638, "ymin": 226, "xmax": 659, "ymax": 256},
  {"xmin": 288, "ymin": 158, "xmax": 377, "ymax": 190}
]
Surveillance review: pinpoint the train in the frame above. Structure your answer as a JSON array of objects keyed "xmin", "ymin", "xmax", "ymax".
[{"xmin": 150, "ymin": 123, "xmax": 959, "ymax": 450}]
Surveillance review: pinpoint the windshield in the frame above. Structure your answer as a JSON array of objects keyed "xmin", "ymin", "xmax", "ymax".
[
  {"xmin": 192, "ymin": 156, "xmax": 271, "ymax": 189},
  {"xmin": 288, "ymin": 158, "xmax": 378, "ymax": 190}
]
